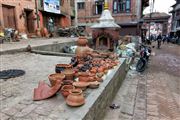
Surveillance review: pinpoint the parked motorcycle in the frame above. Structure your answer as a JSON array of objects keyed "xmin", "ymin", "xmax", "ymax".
[{"xmin": 136, "ymin": 44, "xmax": 151, "ymax": 72}]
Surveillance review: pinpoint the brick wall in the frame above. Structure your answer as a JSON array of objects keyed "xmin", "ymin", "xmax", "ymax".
[
  {"xmin": 77, "ymin": 0, "xmax": 139, "ymax": 26},
  {"xmin": 0, "ymin": 0, "xmax": 36, "ymax": 33}
]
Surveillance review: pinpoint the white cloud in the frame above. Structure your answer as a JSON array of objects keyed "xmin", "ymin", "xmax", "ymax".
[{"xmin": 143, "ymin": 0, "xmax": 176, "ymax": 14}]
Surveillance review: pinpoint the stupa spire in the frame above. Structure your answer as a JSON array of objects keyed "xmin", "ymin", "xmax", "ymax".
[{"xmin": 104, "ymin": 0, "xmax": 108, "ymax": 10}]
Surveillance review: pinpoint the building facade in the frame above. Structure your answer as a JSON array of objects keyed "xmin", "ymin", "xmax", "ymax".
[
  {"xmin": 0, "ymin": 0, "xmax": 75, "ymax": 34},
  {"xmin": 0, "ymin": 0, "xmax": 36, "ymax": 33},
  {"xmin": 75, "ymin": 0, "xmax": 149, "ymax": 36},
  {"xmin": 38, "ymin": 0, "xmax": 75, "ymax": 31},
  {"xmin": 143, "ymin": 12, "xmax": 171, "ymax": 37},
  {"xmin": 170, "ymin": 0, "xmax": 180, "ymax": 36}
]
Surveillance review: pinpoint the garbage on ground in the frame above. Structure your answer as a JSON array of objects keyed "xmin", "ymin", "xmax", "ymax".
[
  {"xmin": 21, "ymin": 33, "xmax": 28, "ymax": 39},
  {"xmin": 109, "ymin": 104, "xmax": 120, "ymax": 109},
  {"xmin": 63, "ymin": 45, "xmax": 77, "ymax": 54},
  {"xmin": 130, "ymin": 65, "xmax": 136, "ymax": 71},
  {"xmin": 115, "ymin": 36, "xmax": 141, "ymax": 58}
]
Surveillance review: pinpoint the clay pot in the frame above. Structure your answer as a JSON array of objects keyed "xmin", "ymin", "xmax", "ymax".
[
  {"xmin": 96, "ymin": 72, "xmax": 104, "ymax": 78},
  {"xmin": 66, "ymin": 89, "xmax": 85, "ymax": 107},
  {"xmin": 62, "ymin": 80, "xmax": 73, "ymax": 85},
  {"xmin": 48, "ymin": 73, "xmax": 65, "ymax": 86},
  {"xmin": 55, "ymin": 64, "xmax": 72, "ymax": 73},
  {"xmin": 75, "ymin": 46, "xmax": 93, "ymax": 58},
  {"xmin": 78, "ymin": 72, "xmax": 90, "ymax": 82},
  {"xmin": 97, "ymin": 67, "xmax": 105, "ymax": 73},
  {"xmin": 63, "ymin": 68, "xmax": 75, "ymax": 80},
  {"xmin": 88, "ymin": 81, "xmax": 100, "ymax": 89},
  {"xmin": 90, "ymin": 67, "xmax": 97, "ymax": 74},
  {"xmin": 77, "ymin": 36, "xmax": 88, "ymax": 46},
  {"xmin": 60, "ymin": 85, "xmax": 75, "ymax": 98},
  {"xmin": 73, "ymin": 81, "xmax": 89, "ymax": 90},
  {"xmin": 96, "ymin": 77, "xmax": 103, "ymax": 82},
  {"xmin": 36, "ymin": 28, "xmax": 41, "ymax": 37},
  {"xmin": 43, "ymin": 28, "xmax": 49, "ymax": 37}
]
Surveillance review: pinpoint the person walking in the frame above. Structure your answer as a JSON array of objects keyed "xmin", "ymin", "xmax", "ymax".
[
  {"xmin": 48, "ymin": 17, "xmax": 54, "ymax": 37},
  {"xmin": 157, "ymin": 34, "xmax": 162, "ymax": 49}
]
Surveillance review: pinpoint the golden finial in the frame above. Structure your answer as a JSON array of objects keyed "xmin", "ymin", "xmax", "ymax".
[{"xmin": 104, "ymin": 0, "xmax": 108, "ymax": 10}]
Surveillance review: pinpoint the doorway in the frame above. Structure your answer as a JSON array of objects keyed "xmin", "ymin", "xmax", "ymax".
[
  {"xmin": 2, "ymin": 5, "xmax": 16, "ymax": 29},
  {"xmin": 24, "ymin": 10, "xmax": 34, "ymax": 33}
]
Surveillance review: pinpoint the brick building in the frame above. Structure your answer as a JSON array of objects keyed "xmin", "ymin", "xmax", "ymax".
[
  {"xmin": 170, "ymin": 0, "xmax": 180, "ymax": 36},
  {"xmin": 75, "ymin": 0, "xmax": 149, "ymax": 36},
  {"xmin": 0, "ymin": 0, "xmax": 75, "ymax": 34},
  {"xmin": 38, "ymin": 0, "xmax": 75, "ymax": 30},
  {"xmin": 0, "ymin": 0, "xmax": 36, "ymax": 33}
]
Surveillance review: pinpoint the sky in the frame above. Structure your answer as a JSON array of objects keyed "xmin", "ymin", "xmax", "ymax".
[{"xmin": 143, "ymin": 0, "xmax": 176, "ymax": 14}]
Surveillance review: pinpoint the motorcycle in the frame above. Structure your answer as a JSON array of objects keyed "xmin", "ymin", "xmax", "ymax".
[{"xmin": 136, "ymin": 44, "xmax": 151, "ymax": 72}]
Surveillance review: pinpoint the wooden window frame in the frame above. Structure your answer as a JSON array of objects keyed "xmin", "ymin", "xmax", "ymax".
[
  {"xmin": 78, "ymin": 2, "xmax": 85, "ymax": 9},
  {"xmin": 113, "ymin": 0, "xmax": 131, "ymax": 13}
]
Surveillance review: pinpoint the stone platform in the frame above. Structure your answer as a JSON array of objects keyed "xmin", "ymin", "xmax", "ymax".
[
  {"xmin": 46, "ymin": 58, "xmax": 127, "ymax": 120},
  {"xmin": 0, "ymin": 53, "xmax": 127, "ymax": 120}
]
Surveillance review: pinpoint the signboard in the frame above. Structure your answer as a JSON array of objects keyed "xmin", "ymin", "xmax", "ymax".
[{"xmin": 44, "ymin": 0, "xmax": 60, "ymax": 14}]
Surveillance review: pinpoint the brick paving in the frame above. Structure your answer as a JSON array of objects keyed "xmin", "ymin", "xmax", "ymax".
[{"xmin": 104, "ymin": 43, "xmax": 180, "ymax": 120}]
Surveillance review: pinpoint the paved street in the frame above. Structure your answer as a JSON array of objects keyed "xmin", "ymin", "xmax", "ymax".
[
  {"xmin": 104, "ymin": 42, "xmax": 180, "ymax": 120},
  {"xmin": 0, "ymin": 52, "xmax": 72, "ymax": 120}
]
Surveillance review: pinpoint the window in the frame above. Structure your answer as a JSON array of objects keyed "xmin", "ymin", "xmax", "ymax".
[
  {"xmin": 113, "ymin": 0, "xmax": 131, "ymax": 13},
  {"xmin": 78, "ymin": 2, "xmax": 85, "ymax": 9},
  {"xmin": 94, "ymin": 0, "xmax": 104, "ymax": 15}
]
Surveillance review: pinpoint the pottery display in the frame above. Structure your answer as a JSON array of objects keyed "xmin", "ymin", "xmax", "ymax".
[
  {"xmin": 66, "ymin": 89, "xmax": 85, "ymax": 107},
  {"xmin": 48, "ymin": 73, "xmax": 65, "ymax": 86},
  {"xmin": 73, "ymin": 81, "xmax": 89, "ymax": 90},
  {"xmin": 33, "ymin": 35, "xmax": 121, "ymax": 102},
  {"xmin": 60, "ymin": 85, "xmax": 75, "ymax": 98},
  {"xmin": 55, "ymin": 64, "xmax": 72, "ymax": 73}
]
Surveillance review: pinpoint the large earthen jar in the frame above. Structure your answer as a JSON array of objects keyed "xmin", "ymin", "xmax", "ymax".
[
  {"xmin": 75, "ymin": 46, "xmax": 93, "ymax": 58},
  {"xmin": 77, "ymin": 36, "xmax": 88, "ymax": 46},
  {"xmin": 75, "ymin": 36, "xmax": 93, "ymax": 58},
  {"xmin": 66, "ymin": 89, "xmax": 85, "ymax": 107}
]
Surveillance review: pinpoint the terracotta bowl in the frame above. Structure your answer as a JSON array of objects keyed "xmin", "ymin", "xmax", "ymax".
[
  {"xmin": 88, "ymin": 81, "xmax": 100, "ymax": 89},
  {"xmin": 48, "ymin": 73, "xmax": 65, "ymax": 86},
  {"xmin": 60, "ymin": 85, "xmax": 75, "ymax": 98},
  {"xmin": 55, "ymin": 64, "xmax": 72, "ymax": 73},
  {"xmin": 73, "ymin": 81, "xmax": 89, "ymax": 91}
]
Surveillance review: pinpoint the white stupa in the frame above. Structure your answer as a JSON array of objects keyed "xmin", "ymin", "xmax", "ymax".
[{"xmin": 91, "ymin": 0, "xmax": 120, "ymax": 28}]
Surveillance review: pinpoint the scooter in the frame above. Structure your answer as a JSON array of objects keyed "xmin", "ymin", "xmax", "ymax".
[{"xmin": 136, "ymin": 44, "xmax": 151, "ymax": 72}]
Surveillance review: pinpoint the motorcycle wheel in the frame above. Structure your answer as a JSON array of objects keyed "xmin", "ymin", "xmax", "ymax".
[{"xmin": 136, "ymin": 58, "xmax": 147, "ymax": 72}]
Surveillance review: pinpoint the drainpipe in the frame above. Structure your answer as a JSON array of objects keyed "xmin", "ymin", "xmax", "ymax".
[{"xmin": 35, "ymin": 0, "xmax": 39, "ymax": 28}]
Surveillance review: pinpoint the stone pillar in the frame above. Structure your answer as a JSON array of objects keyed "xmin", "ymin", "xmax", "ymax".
[
  {"xmin": 96, "ymin": 37, "xmax": 99, "ymax": 49},
  {"xmin": 107, "ymin": 37, "xmax": 110, "ymax": 49}
]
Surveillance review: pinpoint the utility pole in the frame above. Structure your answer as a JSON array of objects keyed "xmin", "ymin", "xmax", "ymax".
[
  {"xmin": 148, "ymin": 0, "xmax": 154, "ymax": 41},
  {"xmin": 35, "ymin": 0, "xmax": 39, "ymax": 28}
]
